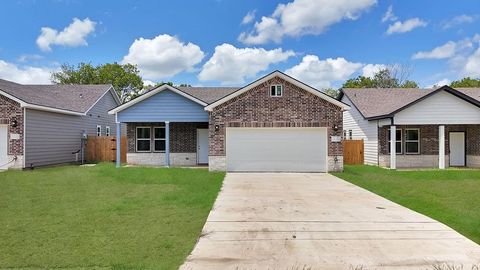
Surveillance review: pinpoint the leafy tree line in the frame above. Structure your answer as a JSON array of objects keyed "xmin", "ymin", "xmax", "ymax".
[
  {"xmin": 51, "ymin": 62, "xmax": 190, "ymax": 102},
  {"xmin": 50, "ymin": 61, "xmax": 480, "ymax": 101},
  {"xmin": 322, "ymin": 67, "xmax": 480, "ymax": 98}
]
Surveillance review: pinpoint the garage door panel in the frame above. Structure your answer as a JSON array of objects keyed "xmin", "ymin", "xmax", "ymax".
[{"xmin": 226, "ymin": 128, "xmax": 326, "ymax": 172}]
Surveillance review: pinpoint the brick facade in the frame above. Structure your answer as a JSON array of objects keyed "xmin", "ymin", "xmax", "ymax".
[
  {"xmin": 0, "ymin": 95, "xmax": 23, "ymax": 156},
  {"xmin": 126, "ymin": 122, "xmax": 208, "ymax": 153},
  {"xmin": 208, "ymin": 76, "xmax": 343, "ymax": 157},
  {"xmin": 379, "ymin": 125, "xmax": 480, "ymax": 156}
]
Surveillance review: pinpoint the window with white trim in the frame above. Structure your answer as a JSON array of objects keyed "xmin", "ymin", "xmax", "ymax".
[
  {"xmin": 153, "ymin": 126, "xmax": 166, "ymax": 152},
  {"xmin": 136, "ymin": 127, "xmax": 151, "ymax": 152},
  {"xmin": 105, "ymin": 126, "xmax": 111, "ymax": 136},
  {"xmin": 348, "ymin": 130, "xmax": 353, "ymax": 140},
  {"xmin": 96, "ymin": 125, "xmax": 101, "ymax": 137},
  {"xmin": 343, "ymin": 130, "xmax": 347, "ymax": 139},
  {"xmin": 270, "ymin": 85, "xmax": 283, "ymax": 97},
  {"xmin": 405, "ymin": 128, "xmax": 420, "ymax": 154},
  {"xmin": 387, "ymin": 128, "xmax": 402, "ymax": 154}
]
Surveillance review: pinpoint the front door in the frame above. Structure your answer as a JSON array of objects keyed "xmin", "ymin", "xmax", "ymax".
[
  {"xmin": 449, "ymin": 132, "xmax": 465, "ymax": 166},
  {"xmin": 197, "ymin": 129, "xmax": 209, "ymax": 164},
  {"xmin": 0, "ymin": 125, "xmax": 8, "ymax": 169}
]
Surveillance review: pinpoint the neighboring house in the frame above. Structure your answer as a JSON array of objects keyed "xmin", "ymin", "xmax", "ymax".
[
  {"xmin": 109, "ymin": 71, "xmax": 349, "ymax": 172},
  {"xmin": 0, "ymin": 79, "xmax": 121, "ymax": 169},
  {"xmin": 339, "ymin": 86, "xmax": 480, "ymax": 169}
]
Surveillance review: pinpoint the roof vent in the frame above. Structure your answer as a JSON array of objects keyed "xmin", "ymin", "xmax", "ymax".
[{"xmin": 79, "ymin": 93, "xmax": 83, "ymax": 98}]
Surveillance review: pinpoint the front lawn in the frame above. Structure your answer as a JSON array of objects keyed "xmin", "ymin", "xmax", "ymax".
[
  {"xmin": 333, "ymin": 165, "xmax": 480, "ymax": 244},
  {"xmin": 0, "ymin": 164, "xmax": 225, "ymax": 270}
]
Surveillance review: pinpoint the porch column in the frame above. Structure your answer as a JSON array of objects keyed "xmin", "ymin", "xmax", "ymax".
[
  {"xmin": 439, "ymin": 125, "xmax": 445, "ymax": 169},
  {"xmin": 165, "ymin": 121, "xmax": 170, "ymax": 167},
  {"xmin": 116, "ymin": 122, "xmax": 121, "ymax": 168},
  {"xmin": 390, "ymin": 126, "xmax": 396, "ymax": 169}
]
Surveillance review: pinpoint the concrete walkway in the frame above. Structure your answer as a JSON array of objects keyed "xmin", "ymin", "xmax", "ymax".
[{"xmin": 181, "ymin": 173, "xmax": 480, "ymax": 270}]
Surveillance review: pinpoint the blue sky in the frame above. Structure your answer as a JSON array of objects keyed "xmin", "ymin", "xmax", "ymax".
[{"xmin": 0, "ymin": 0, "xmax": 479, "ymax": 89}]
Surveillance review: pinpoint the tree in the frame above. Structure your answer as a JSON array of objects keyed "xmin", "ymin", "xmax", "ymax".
[
  {"xmin": 52, "ymin": 62, "xmax": 144, "ymax": 102},
  {"xmin": 450, "ymin": 77, "xmax": 480, "ymax": 88},
  {"xmin": 341, "ymin": 65, "xmax": 419, "ymax": 89}
]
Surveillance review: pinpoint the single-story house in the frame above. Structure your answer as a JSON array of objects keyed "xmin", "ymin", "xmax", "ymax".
[
  {"xmin": 0, "ymin": 78, "xmax": 121, "ymax": 169},
  {"xmin": 340, "ymin": 86, "xmax": 480, "ymax": 169},
  {"xmin": 109, "ymin": 71, "xmax": 349, "ymax": 172}
]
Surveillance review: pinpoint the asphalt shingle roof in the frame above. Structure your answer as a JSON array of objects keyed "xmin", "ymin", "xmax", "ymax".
[
  {"xmin": 0, "ymin": 79, "xmax": 113, "ymax": 113},
  {"xmin": 342, "ymin": 87, "xmax": 480, "ymax": 119},
  {"xmin": 176, "ymin": 86, "xmax": 239, "ymax": 104}
]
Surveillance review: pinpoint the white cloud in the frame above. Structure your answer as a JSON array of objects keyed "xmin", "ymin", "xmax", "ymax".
[
  {"xmin": 285, "ymin": 55, "xmax": 363, "ymax": 88},
  {"xmin": 0, "ymin": 59, "xmax": 55, "ymax": 84},
  {"xmin": 17, "ymin": 54, "xmax": 44, "ymax": 63},
  {"xmin": 362, "ymin": 64, "xmax": 387, "ymax": 78},
  {"xmin": 241, "ymin": 10, "xmax": 256, "ymax": 24},
  {"xmin": 442, "ymin": 14, "xmax": 477, "ymax": 30},
  {"xmin": 414, "ymin": 34, "xmax": 480, "ymax": 79},
  {"xmin": 143, "ymin": 80, "xmax": 156, "ymax": 87},
  {"xmin": 412, "ymin": 41, "xmax": 458, "ymax": 59},
  {"xmin": 464, "ymin": 47, "xmax": 480, "ymax": 77},
  {"xmin": 382, "ymin": 5, "xmax": 397, "ymax": 23},
  {"xmin": 36, "ymin": 18, "xmax": 96, "ymax": 52},
  {"xmin": 239, "ymin": 0, "xmax": 377, "ymax": 44},
  {"xmin": 426, "ymin": 78, "xmax": 451, "ymax": 88},
  {"xmin": 122, "ymin": 34, "xmax": 205, "ymax": 80},
  {"xmin": 386, "ymin": 18, "xmax": 427, "ymax": 35},
  {"xmin": 198, "ymin": 43, "xmax": 294, "ymax": 84}
]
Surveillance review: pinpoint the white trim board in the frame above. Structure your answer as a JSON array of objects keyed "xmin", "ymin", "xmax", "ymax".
[
  {"xmin": 205, "ymin": 71, "xmax": 350, "ymax": 111},
  {"xmin": 108, "ymin": 84, "xmax": 208, "ymax": 114}
]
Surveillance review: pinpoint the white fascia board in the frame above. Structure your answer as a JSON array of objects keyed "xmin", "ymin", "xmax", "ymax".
[{"xmin": 22, "ymin": 104, "xmax": 85, "ymax": 116}]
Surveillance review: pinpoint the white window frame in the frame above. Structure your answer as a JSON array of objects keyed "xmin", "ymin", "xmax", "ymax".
[
  {"xmin": 105, "ymin": 126, "xmax": 111, "ymax": 136},
  {"xmin": 153, "ymin": 126, "xmax": 166, "ymax": 152},
  {"xmin": 270, "ymin": 84, "xmax": 283, "ymax": 97},
  {"xmin": 136, "ymin": 126, "xmax": 151, "ymax": 152},
  {"xmin": 404, "ymin": 128, "xmax": 420, "ymax": 155},
  {"xmin": 387, "ymin": 128, "xmax": 403, "ymax": 154},
  {"xmin": 96, "ymin": 125, "xmax": 101, "ymax": 137},
  {"xmin": 343, "ymin": 130, "xmax": 347, "ymax": 139},
  {"xmin": 348, "ymin": 130, "xmax": 353, "ymax": 140}
]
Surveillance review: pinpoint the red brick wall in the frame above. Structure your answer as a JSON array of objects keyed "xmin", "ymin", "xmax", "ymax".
[
  {"xmin": 0, "ymin": 95, "xmax": 23, "ymax": 156},
  {"xmin": 126, "ymin": 122, "xmax": 208, "ymax": 153},
  {"xmin": 379, "ymin": 125, "xmax": 480, "ymax": 155},
  {"xmin": 209, "ymin": 76, "xmax": 343, "ymax": 156}
]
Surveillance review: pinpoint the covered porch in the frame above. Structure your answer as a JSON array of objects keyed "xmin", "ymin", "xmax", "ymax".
[
  {"xmin": 379, "ymin": 124, "xmax": 480, "ymax": 169},
  {"xmin": 122, "ymin": 122, "xmax": 209, "ymax": 167},
  {"xmin": 109, "ymin": 84, "xmax": 211, "ymax": 168}
]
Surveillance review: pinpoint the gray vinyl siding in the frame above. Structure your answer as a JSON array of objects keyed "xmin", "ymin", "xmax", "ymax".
[{"xmin": 24, "ymin": 90, "xmax": 120, "ymax": 167}]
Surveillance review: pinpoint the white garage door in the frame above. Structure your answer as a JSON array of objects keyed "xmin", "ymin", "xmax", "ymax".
[{"xmin": 226, "ymin": 128, "xmax": 327, "ymax": 172}]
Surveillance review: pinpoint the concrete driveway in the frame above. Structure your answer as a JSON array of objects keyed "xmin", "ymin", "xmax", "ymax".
[{"xmin": 181, "ymin": 173, "xmax": 480, "ymax": 270}]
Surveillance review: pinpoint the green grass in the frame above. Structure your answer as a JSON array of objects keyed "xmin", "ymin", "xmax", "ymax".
[
  {"xmin": 0, "ymin": 163, "xmax": 225, "ymax": 270},
  {"xmin": 333, "ymin": 165, "xmax": 480, "ymax": 244}
]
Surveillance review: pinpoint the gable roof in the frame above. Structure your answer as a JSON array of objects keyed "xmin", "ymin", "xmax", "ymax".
[
  {"xmin": 177, "ymin": 86, "xmax": 239, "ymax": 104},
  {"xmin": 109, "ymin": 84, "xmax": 215, "ymax": 114},
  {"xmin": 0, "ymin": 79, "xmax": 119, "ymax": 115},
  {"xmin": 341, "ymin": 86, "xmax": 480, "ymax": 120},
  {"xmin": 204, "ymin": 70, "xmax": 350, "ymax": 111}
]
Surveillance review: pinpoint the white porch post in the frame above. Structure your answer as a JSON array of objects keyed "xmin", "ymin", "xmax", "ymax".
[
  {"xmin": 115, "ymin": 122, "xmax": 121, "ymax": 168},
  {"xmin": 439, "ymin": 125, "xmax": 445, "ymax": 169},
  {"xmin": 390, "ymin": 125, "xmax": 396, "ymax": 169},
  {"xmin": 165, "ymin": 121, "xmax": 170, "ymax": 167}
]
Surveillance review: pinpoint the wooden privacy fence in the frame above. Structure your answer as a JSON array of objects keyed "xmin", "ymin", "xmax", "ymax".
[
  {"xmin": 342, "ymin": 139, "xmax": 364, "ymax": 165},
  {"xmin": 85, "ymin": 136, "xmax": 127, "ymax": 163}
]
